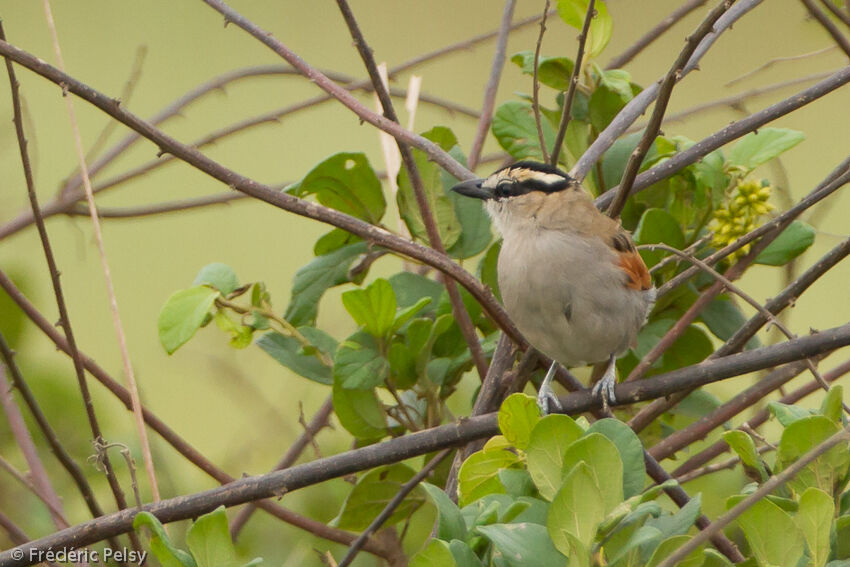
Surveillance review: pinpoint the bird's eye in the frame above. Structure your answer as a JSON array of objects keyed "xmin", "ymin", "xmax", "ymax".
[{"xmin": 495, "ymin": 179, "xmax": 516, "ymax": 199}]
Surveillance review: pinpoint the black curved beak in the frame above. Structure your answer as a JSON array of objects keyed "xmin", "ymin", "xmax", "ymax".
[{"xmin": 451, "ymin": 178, "xmax": 492, "ymax": 200}]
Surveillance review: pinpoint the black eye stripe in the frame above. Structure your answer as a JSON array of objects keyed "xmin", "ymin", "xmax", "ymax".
[{"xmin": 489, "ymin": 161, "xmax": 576, "ymax": 197}]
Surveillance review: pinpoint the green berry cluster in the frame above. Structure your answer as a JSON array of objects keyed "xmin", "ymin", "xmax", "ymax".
[{"xmin": 710, "ymin": 179, "xmax": 774, "ymax": 261}]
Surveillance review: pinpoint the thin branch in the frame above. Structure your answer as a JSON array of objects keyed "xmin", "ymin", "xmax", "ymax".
[
  {"xmin": 801, "ymin": 0, "xmax": 850, "ymax": 58},
  {"xmin": 200, "ymin": 0, "xmax": 472, "ymax": 181},
  {"xmin": 606, "ymin": 0, "xmax": 737, "ymax": 219},
  {"xmin": 672, "ymin": 358, "xmax": 850, "ymax": 477},
  {"xmin": 571, "ymin": 0, "xmax": 763, "ymax": 181},
  {"xmin": 0, "ymin": 330, "xmax": 115, "ymax": 544},
  {"xmin": 820, "ymin": 0, "xmax": 850, "ymax": 26},
  {"xmin": 43, "ymin": 0, "xmax": 161, "ymax": 504},
  {"xmin": 70, "ymin": 192, "xmax": 248, "ymax": 218},
  {"xmin": 0, "ymin": 364, "xmax": 69, "ymax": 529},
  {"xmin": 627, "ymin": 70, "xmax": 836, "ymax": 134},
  {"xmin": 0, "ymin": 454, "xmax": 68, "ymax": 525},
  {"xmin": 0, "ymin": 20, "xmax": 130, "ymax": 516},
  {"xmin": 229, "ymin": 396, "xmax": 334, "ymax": 539},
  {"xmin": 605, "ymin": 0, "xmax": 709, "ymax": 69},
  {"xmin": 725, "ymin": 46, "xmax": 837, "ymax": 87},
  {"xmin": 337, "ymin": 449, "xmax": 451, "ymax": 567},
  {"xmin": 2, "ymin": 325, "xmax": 849, "ymax": 565},
  {"xmin": 656, "ymin": 423, "xmax": 850, "ymax": 567},
  {"xmin": 550, "ymin": 0, "xmax": 594, "ymax": 166},
  {"xmin": 531, "ymin": 0, "xmax": 552, "ymax": 165},
  {"xmin": 596, "ymin": 65, "xmax": 850, "ymax": 213},
  {"xmin": 335, "ymin": 0, "xmax": 489, "ymax": 381},
  {"xmin": 467, "ymin": 0, "xmax": 517, "ymax": 170},
  {"xmin": 0, "ymin": 36, "xmax": 523, "ymax": 344}
]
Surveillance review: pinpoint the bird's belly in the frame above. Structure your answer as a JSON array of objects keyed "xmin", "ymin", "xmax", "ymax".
[{"xmin": 499, "ymin": 231, "xmax": 652, "ymax": 367}]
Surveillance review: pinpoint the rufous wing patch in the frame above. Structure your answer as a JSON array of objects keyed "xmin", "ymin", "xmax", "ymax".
[{"xmin": 611, "ymin": 232, "xmax": 652, "ymax": 291}]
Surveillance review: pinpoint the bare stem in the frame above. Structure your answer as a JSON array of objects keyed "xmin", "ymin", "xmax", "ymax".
[{"xmin": 531, "ymin": 0, "xmax": 552, "ymax": 165}]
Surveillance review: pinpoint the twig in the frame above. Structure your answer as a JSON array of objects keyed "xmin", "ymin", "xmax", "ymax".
[
  {"xmin": 0, "ymin": 512, "xmax": 30, "ymax": 547},
  {"xmin": 335, "ymin": 0, "xmax": 489, "ymax": 381},
  {"xmin": 550, "ymin": 0, "xmax": 594, "ymax": 166},
  {"xmin": 467, "ymin": 0, "xmax": 517, "ymax": 170},
  {"xmin": 606, "ymin": 0, "xmax": 737, "ymax": 219},
  {"xmin": 0, "ymin": 36, "xmax": 524, "ymax": 344},
  {"xmin": 0, "ymin": 454, "xmax": 68, "ymax": 525},
  {"xmin": 200, "ymin": 0, "xmax": 472, "ymax": 181},
  {"xmin": 337, "ymin": 449, "xmax": 451, "ymax": 567},
  {"xmin": 724, "ymin": 46, "xmax": 838, "ymax": 86},
  {"xmin": 820, "ymin": 0, "xmax": 850, "ymax": 26},
  {"xmin": 229, "ymin": 396, "xmax": 335, "ymax": 539},
  {"xmin": 627, "ymin": 70, "xmax": 836, "ymax": 134},
  {"xmin": 0, "ymin": 20, "xmax": 131, "ymax": 517},
  {"xmin": 531, "ymin": 0, "xmax": 552, "ymax": 165},
  {"xmin": 0, "ymin": 270, "xmax": 392, "ymax": 560},
  {"xmin": 675, "ymin": 447, "xmax": 772, "ymax": 484},
  {"xmin": 69, "ymin": 192, "xmax": 248, "ymax": 218},
  {"xmin": 672, "ymin": 357, "xmax": 850, "ymax": 477},
  {"xmin": 0, "ymin": 331, "xmax": 116, "ymax": 545},
  {"xmin": 605, "ymin": 0, "xmax": 709, "ymax": 69},
  {"xmin": 2, "ymin": 324, "xmax": 849, "ymax": 566},
  {"xmin": 43, "ymin": 0, "xmax": 161, "ymax": 504},
  {"xmin": 0, "ymin": 364, "xmax": 68, "ymax": 529},
  {"xmin": 801, "ymin": 0, "xmax": 850, "ymax": 58},
  {"xmin": 656, "ymin": 423, "xmax": 850, "ymax": 567}
]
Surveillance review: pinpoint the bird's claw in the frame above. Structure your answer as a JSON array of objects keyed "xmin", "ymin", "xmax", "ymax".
[
  {"xmin": 537, "ymin": 361, "xmax": 563, "ymax": 415},
  {"xmin": 592, "ymin": 355, "xmax": 618, "ymax": 413}
]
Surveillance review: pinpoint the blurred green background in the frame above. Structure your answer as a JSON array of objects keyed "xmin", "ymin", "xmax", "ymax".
[{"xmin": 0, "ymin": 0, "xmax": 848, "ymax": 564}]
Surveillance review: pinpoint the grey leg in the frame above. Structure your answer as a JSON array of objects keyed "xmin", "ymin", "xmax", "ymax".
[
  {"xmin": 591, "ymin": 354, "xmax": 618, "ymax": 412},
  {"xmin": 537, "ymin": 361, "xmax": 563, "ymax": 415}
]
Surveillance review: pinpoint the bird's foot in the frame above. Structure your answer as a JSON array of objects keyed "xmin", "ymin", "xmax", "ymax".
[
  {"xmin": 537, "ymin": 361, "xmax": 563, "ymax": 415},
  {"xmin": 591, "ymin": 355, "xmax": 618, "ymax": 413}
]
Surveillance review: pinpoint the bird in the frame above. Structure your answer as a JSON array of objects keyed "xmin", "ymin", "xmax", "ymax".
[{"xmin": 452, "ymin": 160, "xmax": 656, "ymax": 413}]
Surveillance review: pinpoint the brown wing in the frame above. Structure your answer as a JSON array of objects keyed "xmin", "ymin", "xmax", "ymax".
[{"xmin": 611, "ymin": 232, "xmax": 652, "ymax": 291}]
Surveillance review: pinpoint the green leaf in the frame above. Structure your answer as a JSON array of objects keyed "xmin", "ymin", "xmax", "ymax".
[
  {"xmin": 449, "ymin": 539, "xmax": 485, "ymax": 567},
  {"xmin": 313, "ymin": 227, "xmax": 361, "ymax": 255},
  {"xmin": 158, "ymin": 286, "xmax": 219, "ymax": 354},
  {"xmin": 389, "ymin": 272, "xmax": 444, "ymax": 311},
  {"xmin": 646, "ymin": 535, "xmax": 704, "ymax": 567},
  {"xmin": 410, "ymin": 539, "xmax": 457, "ymax": 567},
  {"xmin": 777, "ymin": 415, "xmax": 850, "ymax": 495},
  {"xmin": 588, "ymin": 81, "xmax": 634, "ymax": 134},
  {"xmin": 334, "ymin": 464, "xmax": 424, "ymax": 530},
  {"xmin": 735, "ymin": 498, "xmax": 805, "ymax": 567},
  {"xmin": 601, "ymin": 132, "xmax": 673, "ymax": 190},
  {"xmin": 193, "ymin": 263, "xmax": 239, "ymax": 295},
  {"xmin": 586, "ymin": 419, "xmax": 646, "ymax": 498},
  {"xmin": 255, "ymin": 330, "xmax": 333, "ymax": 385},
  {"xmin": 341, "ymin": 278, "xmax": 397, "ymax": 338},
  {"xmin": 557, "ymin": 0, "xmax": 613, "ymax": 57},
  {"xmin": 284, "ymin": 241, "xmax": 369, "ymax": 327},
  {"xmin": 548, "ymin": 462, "xmax": 605, "ymax": 553},
  {"xmin": 769, "ymin": 401, "xmax": 814, "ymax": 427},
  {"xmin": 393, "ymin": 297, "xmax": 432, "ymax": 333},
  {"xmin": 702, "ymin": 549, "xmax": 735, "ymax": 567},
  {"xmin": 492, "ymin": 101, "xmax": 558, "ymax": 161},
  {"xmin": 477, "ymin": 523, "xmax": 567, "ymax": 567},
  {"xmin": 458, "ymin": 448, "xmax": 521, "ymax": 506},
  {"xmin": 527, "ymin": 414, "xmax": 585, "ymax": 500},
  {"xmin": 646, "ymin": 494, "xmax": 701, "ymax": 539},
  {"xmin": 723, "ymin": 430, "xmax": 768, "ymax": 482},
  {"xmin": 287, "ymin": 152, "xmax": 385, "ymax": 223},
  {"xmin": 422, "ymin": 483, "xmax": 467, "ymax": 541},
  {"xmin": 795, "ymin": 487, "xmax": 834, "ymax": 567},
  {"xmin": 561, "ymin": 433, "xmax": 624, "ymax": 514},
  {"xmin": 333, "ymin": 331, "xmax": 389, "ymax": 389},
  {"xmin": 397, "ymin": 127, "xmax": 462, "ymax": 249},
  {"xmin": 186, "ymin": 506, "xmax": 241, "ymax": 567},
  {"xmin": 499, "ymin": 469, "xmax": 536, "ymax": 498},
  {"xmin": 836, "ymin": 515, "xmax": 850, "ymax": 560},
  {"xmin": 727, "ymin": 128, "xmax": 805, "ymax": 170},
  {"xmin": 700, "ymin": 295, "xmax": 760, "ymax": 349},
  {"xmin": 755, "ymin": 221, "xmax": 816, "ymax": 266},
  {"xmin": 498, "ymin": 393, "xmax": 541, "ymax": 451},
  {"xmin": 820, "ymin": 385, "xmax": 844, "ymax": 424},
  {"xmin": 134, "ymin": 512, "xmax": 197, "ymax": 567},
  {"xmin": 607, "ymin": 525, "xmax": 663, "ymax": 566},
  {"xmin": 332, "ymin": 379, "xmax": 386, "ymax": 440},
  {"xmin": 510, "ymin": 50, "xmax": 575, "ymax": 90},
  {"xmin": 478, "ymin": 241, "xmax": 502, "ymax": 301},
  {"xmin": 633, "ymin": 208, "xmax": 685, "ymax": 268}
]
